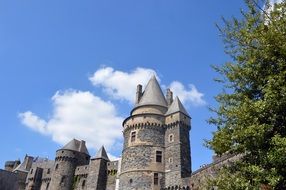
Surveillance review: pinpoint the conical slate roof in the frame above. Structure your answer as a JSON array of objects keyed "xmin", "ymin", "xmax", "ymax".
[
  {"xmin": 94, "ymin": 146, "xmax": 109, "ymax": 161},
  {"xmin": 165, "ymin": 96, "xmax": 189, "ymax": 117},
  {"xmin": 62, "ymin": 139, "xmax": 89, "ymax": 155},
  {"xmin": 137, "ymin": 75, "xmax": 167, "ymax": 107}
]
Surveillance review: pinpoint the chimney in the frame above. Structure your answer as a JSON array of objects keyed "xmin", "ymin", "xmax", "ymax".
[
  {"xmin": 166, "ymin": 89, "xmax": 173, "ymax": 106},
  {"xmin": 135, "ymin": 84, "xmax": 143, "ymax": 104},
  {"xmin": 23, "ymin": 155, "xmax": 34, "ymax": 170}
]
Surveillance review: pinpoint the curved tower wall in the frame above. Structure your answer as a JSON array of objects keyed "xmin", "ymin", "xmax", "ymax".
[
  {"xmin": 49, "ymin": 150, "xmax": 89, "ymax": 190},
  {"xmin": 120, "ymin": 105, "xmax": 167, "ymax": 190}
]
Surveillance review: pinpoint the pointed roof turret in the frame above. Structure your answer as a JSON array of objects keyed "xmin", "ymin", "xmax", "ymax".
[
  {"xmin": 165, "ymin": 96, "xmax": 190, "ymax": 117},
  {"xmin": 94, "ymin": 146, "xmax": 109, "ymax": 161},
  {"xmin": 136, "ymin": 75, "xmax": 167, "ymax": 107},
  {"xmin": 62, "ymin": 139, "xmax": 89, "ymax": 155}
]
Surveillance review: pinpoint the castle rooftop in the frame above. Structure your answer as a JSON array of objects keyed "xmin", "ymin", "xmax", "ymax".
[
  {"xmin": 94, "ymin": 146, "xmax": 109, "ymax": 161},
  {"xmin": 136, "ymin": 75, "xmax": 167, "ymax": 108},
  {"xmin": 165, "ymin": 96, "xmax": 190, "ymax": 117},
  {"xmin": 61, "ymin": 139, "xmax": 89, "ymax": 155}
]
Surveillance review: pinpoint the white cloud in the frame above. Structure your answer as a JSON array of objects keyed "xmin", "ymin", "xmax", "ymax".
[
  {"xmin": 19, "ymin": 90, "xmax": 123, "ymax": 151},
  {"xmin": 89, "ymin": 66, "xmax": 206, "ymax": 106},
  {"xmin": 19, "ymin": 111, "xmax": 48, "ymax": 135},
  {"xmin": 169, "ymin": 81, "xmax": 206, "ymax": 106},
  {"xmin": 107, "ymin": 153, "xmax": 120, "ymax": 161},
  {"xmin": 89, "ymin": 67, "xmax": 157, "ymax": 103},
  {"xmin": 269, "ymin": 0, "xmax": 283, "ymax": 5},
  {"xmin": 19, "ymin": 67, "xmax": 206, "ymax": 157}
]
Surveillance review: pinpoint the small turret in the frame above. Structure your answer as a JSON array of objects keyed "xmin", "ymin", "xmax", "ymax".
[
  {"xmin": 164, "ymin": 97, "xmax": 192, "ymax": 187},
  {"xmin": 165, "ymin": 96, "xmax": 189, "ymax": 117},
  {"xmin": 87, "ymin": 146, "xmax": 109, "ymax": 189},
  {"xmin": 95, "ymin": 146, "xmax": 110, "ymax": 161},
  {"xmin": 49, "ymin": 139, "xmax": 90, "ymax": 190}
]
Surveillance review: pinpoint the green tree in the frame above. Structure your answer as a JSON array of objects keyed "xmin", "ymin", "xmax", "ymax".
[{"xmin": 207, "ymin": 0, "xmax": 286, "ymax": 189}]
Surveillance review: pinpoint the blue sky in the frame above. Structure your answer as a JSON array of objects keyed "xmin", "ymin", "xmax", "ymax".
[{"xmin": 0, "ymin": 0, "xmax": 250, "ymax": 171}]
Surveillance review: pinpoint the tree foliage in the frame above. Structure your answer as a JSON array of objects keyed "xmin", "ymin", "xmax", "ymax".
[{"xmin": 207, "ymin": 0, "xmax": 286, "ymax": 189}]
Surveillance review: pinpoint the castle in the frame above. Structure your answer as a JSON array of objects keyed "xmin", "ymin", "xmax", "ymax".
[{"xmin": 1, "ymin": 76, "xmax": 232, "ymax": 190}]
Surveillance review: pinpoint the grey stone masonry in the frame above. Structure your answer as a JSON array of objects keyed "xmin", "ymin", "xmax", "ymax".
[
  {"xmin": 0, "ymin": 169, "xmax": 19, "ymax": 190},
  {"xmin": 49, "ymin": 145, "xmax": 90, "ymax": 190},
  {"xmin": 86, "ymin": 158, "xmax": 108, "ymax": 190},
  {"xmin": 119, "ymin": 76, "xmax": 192, "ymax": 190}
]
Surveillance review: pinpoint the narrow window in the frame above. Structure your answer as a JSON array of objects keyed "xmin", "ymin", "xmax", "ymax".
[
  {"xmin": 156, "ymin": 151, "xmax": 162, "ymax": 162},
  {"xmin": 46, "ymin": 182, "xmax": 49, "ymax": 190},
  {"xmin": 169, "ymin": 134, "xmax": 173, "ymax": 142},
  {"xmin": 60, "ymin": 176, "xmax": 66, "ymax": 184},
  {"xmin": 55, "ymin": 164, "xmax": 58, "ymax": 170},
  {"xmin": 131, "ymin": 131, "xmax": 136, "ymax": 142},
  {"xmin": 154, "ymin": 173, "xmax": 159, "ymax": 185},
  {"xmin": 30, "ymin": 169, "xmax": 33, "ymax": 174},
  {"xmin": 82, "ymin": 180, "xmax": 86, "ymax": 187},
  {"xmin": 169, "ymin": 157, "xmax": 173, "ymax": 163},
  {"xmin": 47, "ymin": 168, "xmax": 50, "ymax": 174}
]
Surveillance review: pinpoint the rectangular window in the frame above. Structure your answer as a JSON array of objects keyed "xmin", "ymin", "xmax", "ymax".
[
  {"xmin": 131, "ymin": 131, "xmax": 136, "ymax": 142},
  {"xmin": 154, "ymin": 173, "xmax": 159, "ymax": 185},
  {"xmin": 156, "ymin": 151, "xmax": 162, "ymax": 162}
]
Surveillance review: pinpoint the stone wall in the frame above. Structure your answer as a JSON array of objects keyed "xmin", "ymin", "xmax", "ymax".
[
  {"xmin": 119, "ymin": 171, "xmax": 164, "ymax": 190},
  {"xmin": 73, "ymin": 165, "xmax": 89, "ymax": 190},
  {"xmin": 189, "ymin": 154, "xmax": 241, "ymax": 189},
  {"xmin": 0, "ymin": 169, "xmax": 19, "ymax": 190},
  {"xmin": 25, "ymin": 159, "xmax": 54, "ymax": 190},
  {"xmin": 86, "ymin": 158, "xmax": 108, "ymax": 190},
  {"xmin": 179, "ymin": 123, "xmax": 192, "ymax": 178},
  {"xmin": 106, "ymin": 161, "xmax": 119, "ymax": 190},
  {"xmin": 165, "ymin": 125, "xmax": 182, "ymax": 187},
  {"xmin": 164, "ymin": 114, "xmax": 192, "ymax": 188},
  {"xmin": 16, "ymin": 170, "xmax": 28, "ymax": 190},
  {"xmin": 26, "ymin": 167, "xmax": 43, "ymax": 190}
]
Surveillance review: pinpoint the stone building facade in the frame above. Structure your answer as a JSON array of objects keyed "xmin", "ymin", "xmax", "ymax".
[{"xmin": 2, "ymin": 76, "xmax": 233, "ymax": 190}]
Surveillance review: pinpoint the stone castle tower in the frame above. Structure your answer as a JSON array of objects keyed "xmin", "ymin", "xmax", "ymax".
[
  {"xmin": 2, "ymin": 76, "xmax": 197, "ymax": 190},
  {"xmin": 49, "ymin": 139, "xmax": 90, "ymax": 190},
  {"xmin": 119, "ymin": 76, "xmax": 192, "ymax": 189}
]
